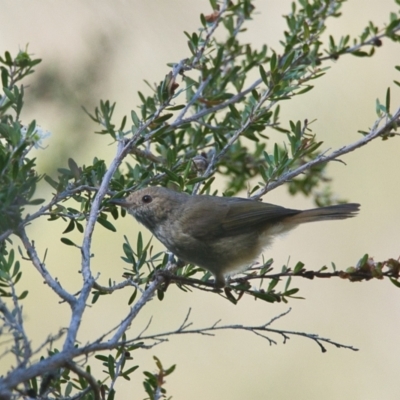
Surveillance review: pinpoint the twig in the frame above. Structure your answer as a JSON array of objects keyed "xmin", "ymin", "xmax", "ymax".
[
  {"xmin": 190, "ymin": 0, "xmax": 229, "ymax": 68},
  {"xmin": 66, "ymin": 361, "xmax": 100, "ymax": 400},
  {"xmin": 106, "ymin": 261, "xmax": 179, "ymax": 346},
  {"xmin": 132, "ymin": 308, "xmax": 358, "ymax": 353},
  {"xmin": 252, "ymin": 108, "xmax": 400, "ymax": 198},
  {"xmin": 17, "ymin": 227, "xmax": 76, "ymax": 305},
  {"xmin": 318, "ymin": 24, "xmax": 400, "ymax": 62},
  {"xmin": 93, "ymin": 278, "xmax": 143, "ymax": 294},
  {"xmin": 174, "ymin": 76, "xmax": 212, "ymax": 123}
]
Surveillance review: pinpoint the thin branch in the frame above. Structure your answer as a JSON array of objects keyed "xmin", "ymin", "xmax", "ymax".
[
  {"xmin": 92, "ymin": 278, "xmax": 143, "ymax": 294},
  {"xmin": 137, "ymin": 316, "xmax": 154, "ymax": 339},
  {"xmin": 17, "ymin": 227, "xmax": 76, "ymax": 305},
  {"xmin": 0, "ymin": 295, "xmax": 358, "ymax": 398},
  {"xmin": 106, "ymin": 261, "xmax": 179, "ymax": 345},
  {"xmin": 108, "ymin": 350, "xmax": 126, "ymax": 394},
  {"xmin": 63, "ymin": 141, "xmax": 127, "ymax": 350},
  {"xmin": 66, "ymin": 361, "xmax": 100, "ymax": 400},
  {"xmin": 8, "ymin": 281, "xmax": 31, "ymax": 369},
  {"xmin": 132, "ymin": 308, "xmax": 358, "ymax": 353},
  {"xmin": 189, "ymin": 0, "xmax": 229, "ymax": 68},
  {"xmin": 174, "ymin": 75, "xmax": 212, "ymax": 124},
  {"xmin": 0, "ymin": 297, "xmax": 31, "ymax": 368},
  {"xmin": 128, "ymin": 147, "xmax": 164, "ymax": 164},
  {"xmin": 0, "ymin": 230, "xmax": 13, "ymax": 244},
  {"xmin": 252, "ymin": 108, "xmax": 400, "ymax": 198},
  {"xmin": 161, "ymin": 257, "xmax": 400, "ymax": 290},
  {"xmin": 169, "ymin": 78, "xmax": 261, "ymax": 128},
  {"xmin": 318, "ymin": 24, "xmax": 400, "ymax": 62},
  {"xmin": 0, "ymin": 185, "xmax": 99, "ymax": 244}
]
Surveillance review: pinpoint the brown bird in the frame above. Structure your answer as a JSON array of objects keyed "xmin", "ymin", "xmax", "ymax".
[{"xmin": 111, "ymin": 186, "xmax": 360, "ymax": 287}]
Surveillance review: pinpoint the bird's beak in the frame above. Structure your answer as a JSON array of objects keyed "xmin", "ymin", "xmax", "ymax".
[{"xmin": 109, "ymin": 198, "xmax": 129, "ymax": 208}]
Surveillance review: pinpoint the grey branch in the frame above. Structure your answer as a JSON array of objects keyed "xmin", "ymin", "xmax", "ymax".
[
  {"xmin": 131, "ymin": 308, "xmax": 358, "ymax": 353},
  {"xmin": 17, "ymin": 227, "xmax": 76, "ymax": 305},
  {"xmin": 252, "ymin": 107, "xmax": 400, "ymax": 199}
]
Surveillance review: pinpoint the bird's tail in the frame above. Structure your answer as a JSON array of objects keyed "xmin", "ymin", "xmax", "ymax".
[{"xmin": 286, "ymin": 203, "xmax": 360, "ymax": 224}]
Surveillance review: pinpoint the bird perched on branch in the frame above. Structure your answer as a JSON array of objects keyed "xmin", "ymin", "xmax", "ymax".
[{"xmin": 111, "ymin": 186, "xmax": 360, "ymax": 288}]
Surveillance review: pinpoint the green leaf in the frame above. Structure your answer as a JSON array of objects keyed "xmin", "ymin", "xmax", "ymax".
[
  {"xmin": 137, "ymin": 232, "xmax": 143, "ymax": 255},
  {"xmin": 92, "ymin": 291, "xmax": 100, "ymax": 304},
  {"xmin": 62, "ymin": 220, "xmax": 75, "ymax": 234},
  {"xmin": 200, "ymin": 13, "xmax": 207, "ymax": 27},
  {"xmin": 253, "ymin": 291, "xmax": 278, "ymax": 303},
  {"xmin": 18, "ymin": 290, "xmax": 28, "ymax": 300},
  {"xmin": 228, "ymin": 103, "xmax": 241, "ymax": 120},
  {"xmin": 153, "ymin": 113, "xmax": 173, "ymax": 124},
  {"xmin": 296, "ymin": 85, "xmax": 313, "ymax": 95},
  {"xmin": 65, "ymin": 382, "xmax": 73, "ymax": 397},
  {"xmin": 351, "ymin": 51, "xmax": 369, "ymax": 57},
  {"xmin": 157, "ymin": 166, "xmax": 180, "ymax": 182},
  {"xmin": 28, "ymin": 198, "xmax": 45, "ymax": 205},
  {"xmin": 3, "ymin": 87, "xmax": 15, "ymax": 101},
  {"xmin": 267, "ymin": 278, "xmax": 279, "ymax": 291},
  {"xmin": 131, "ymin": 110, "xmax": 140, "ymax": 127},
  {"xmin": 60, "ymin": 238, "xmax": 76, "ymax": 246},
  {"xmin": 97, "ymin": 217, "xmax": 117, "ymax": 232},
  {"xmin": 209, "ymin": 0, "xmax": 218, "ymax": 10},
  {"xmin": 270, "ymin": 52, "xmax": 277, "ymax": 71},
  {"xmin": 107, "ymin": 389, "xmax": 115, "ymax": 400},
  {"xmin": 259, "ymin": 65, "xmax": 268, "ymax": 85},
  {"xmin": 128, "ymin": 288, "xmax": 137, "ymax": 305},
  {"xmin": 68, "ymin": 158, "xmax": 81, "ymax": 180},
  {"xmin": 389, "ymin": 278, "xmax": 400, "ymax": 288},
  {"xmin": 165, "ymin": 104, "xmax": 185, "ymax": 111},
  {"xmin": 44, "ymin": 175, "xmax": 59, "ymax": 190},
  {"xmin": 357, "ymin": 254, "xmax": 369, "ymax": 268},
  {"xmin": 225, "ymin": 289, "xmax": 237, "ymax": 304},
  {"xmin": 95, "ymin": 354, "xmax": 109, "ymax": 362},
  {"xmin": 293, "ymin": 261, "xmax": 305, "ymax": 274},
  {"xmin": 122, "ymin": 365, "xmax": 139, "ymax": 379},
  {"xmin": 283, "ymin": 288, "xmax": 299, "ymax": 296},
  {"xmin": 1, "ymin": 67, "xmax": 9, "ymax": 87},
  {"xmin": 107, "ymin": 355, "xmax": 115, "ymax": 379},
  {"xmin": 164, "ymin": 364, "xmax": 176, "ymax": 376},
  {"xmin": 386, "ymin": 87, "xmax": 390, "ymax": 113}
]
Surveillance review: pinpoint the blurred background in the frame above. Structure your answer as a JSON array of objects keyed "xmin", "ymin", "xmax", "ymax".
[{"xmin": 1, "ymin": 1, "xmax": 400, "ymax": 399}]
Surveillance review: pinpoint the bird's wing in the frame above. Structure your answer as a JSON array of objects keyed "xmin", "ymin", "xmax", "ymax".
[
  {"xmin": 181, "ymin": 197, "xmax": 229, "ymax": 239},
  {"xmin": 183, "ymin": 197, "xmax": 300, "ymax": 239},
  {"xmin": 221, "ymin": 198, "xmax": 300, "ymax": 235}
]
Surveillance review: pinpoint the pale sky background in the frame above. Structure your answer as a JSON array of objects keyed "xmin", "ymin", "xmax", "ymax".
[{"xmin": 1, "ymin": 1, "xmax": 400, "ymax": 399}]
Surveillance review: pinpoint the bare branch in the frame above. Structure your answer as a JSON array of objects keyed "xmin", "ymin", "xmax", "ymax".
[
  {"xmin": 131, "ymin": 308, "xmax": 358, "ymax": 353},
  {"xmin": 17, "ymin": 227, "xmax": 76, "ymax": 305},
  {"xmin": 92, "ymin": 278, "xmax": 143, "ymax": 295}
]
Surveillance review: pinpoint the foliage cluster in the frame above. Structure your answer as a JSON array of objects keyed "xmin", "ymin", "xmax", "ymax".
[{"xmin": 1, "ymin": 1, "xmax": 400, "ymax": 399}]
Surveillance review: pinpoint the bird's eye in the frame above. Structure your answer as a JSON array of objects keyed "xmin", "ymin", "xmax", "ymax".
[{"xmin": 142, "ymin": 195, "xmax": 152, "ymax": 204}]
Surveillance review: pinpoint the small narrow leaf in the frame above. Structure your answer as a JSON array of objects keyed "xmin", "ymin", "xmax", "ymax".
[
  {"xmin": 62, "ymin": 220, "xmax": 75, "ymax": 234},
  {"xmin": 60, "ymin": 238, "xmax": 76, "ymax": 246},
  {"xmin": 293, "ymin": 261, "xmax": 305, "ymax": 274},
  {"xmin": 97, "ymin": 217, "xmax": 117, "ymax": 232},
  {"xmin": 390, "ymin": 278, "xmax": 400, "ymax": 288},
  {"xmin": 131, "ymin": 110, "xmax": 140, "ymax": 127},
  {"xmin": 386, "ymin": 87, "xmax": 391, "ymax": 113},
  {"xmin": 259, "ymin": 65, "xmax": 268, "ymax": 85},
  {"xmin": 18, "ymin": 290, "xmax": 29, "ymax": 300}
]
